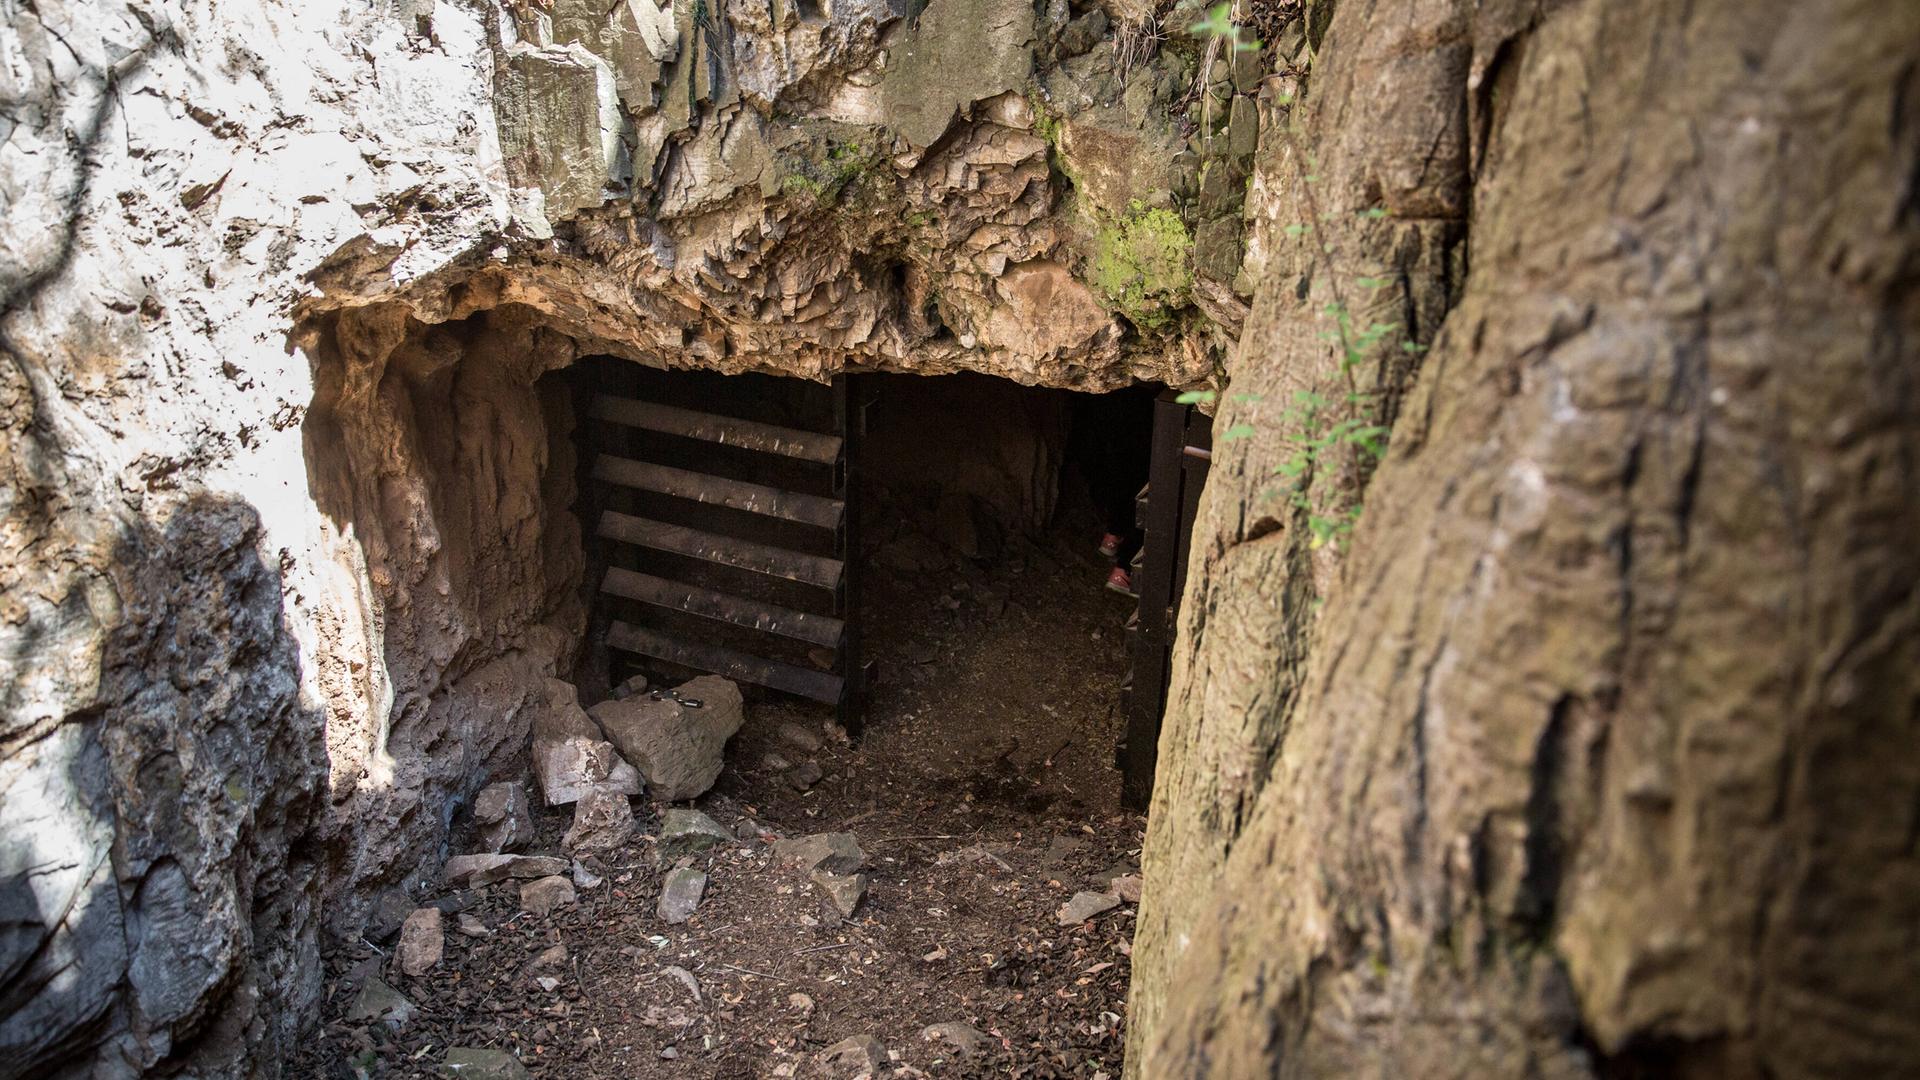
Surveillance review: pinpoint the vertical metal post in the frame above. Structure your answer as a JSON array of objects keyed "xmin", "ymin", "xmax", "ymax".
[
  {"xmin": 1118, "ymin": 392, "xmax": 1214, "ymax": 809},
  {"xmin": 833, "ymin": 372, "xmax": 869, "ymax": 736}
]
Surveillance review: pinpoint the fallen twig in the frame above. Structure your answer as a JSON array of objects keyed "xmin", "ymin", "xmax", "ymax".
[
  {"xmin": 716, "ymin": 963, "xmax": 785, "ymax": 982},
  {"xmin": 796, "ymin": 941, "xmax": 858, "ymax": 955}
]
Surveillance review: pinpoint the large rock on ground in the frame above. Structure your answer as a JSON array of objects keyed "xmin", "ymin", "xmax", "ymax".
[
  {"xmin": 518, "ymin": 875, "xmax": 577, "ymax": 917},
  {"xmin": 534, "ymin": 679, "xmax": 644, "ymax": 805},
  {"xmin": 589, "ymin": 677, "xmax": 744, "ymax": 801},
  {"xmin": 657, "ymin": 808, "xmax": 734, "ymax": 861}
]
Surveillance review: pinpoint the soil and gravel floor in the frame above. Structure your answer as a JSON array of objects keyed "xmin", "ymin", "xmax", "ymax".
[{"xmin": 297, "ymin": 496, "xmax": 1146, "ymax": 1078}]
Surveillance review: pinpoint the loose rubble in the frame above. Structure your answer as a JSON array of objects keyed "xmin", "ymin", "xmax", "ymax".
[
  {"xmin": 444, "ymin": 853, "xmax": 569, "ymax": 887},
  {"xmin": 819, "ymin": 1034, "xmax": 888, "ymax": 1076},
  {"xmin": 773, "ymin": 831, "xmax": 867, "ymax": 875},
  {"xmin": 396, "ymin": 908, "xmax": 443, "ymax": 977},
  {"xmin": 563, "ymin": 787, "xmax": 636, "ymax": 853},
  {"xmin": 473, "ymin": 781, "xmax": 535, "ymax": 853},
  {"xmin": 657, "ymin": 867, "xmax": 708, "ymax": 925},
  {"xmin": 441, "ymin": 1047, "xmax": 531, "ymax": 1079},
  {"xmin": 1058, "ymin": 891, "xmax": 1122, "ymax": 926},
  {"xmin": 518, "ymin": 875, "xmax": 577, "ymax": 917},
  {"xmin": 922, "ymin": 1020, "xmax": 994, "ymax": 1056},
  {"xmin": 533, "ymin": 678, "xmax": 644, "ymax": 806},
  {"xmin": 345, "ymin": 978, "xmax": 414, "ymax": 1029},
  {"xmin": 812, "ymin": 869, "xmax": 870, "ymax": 918}
]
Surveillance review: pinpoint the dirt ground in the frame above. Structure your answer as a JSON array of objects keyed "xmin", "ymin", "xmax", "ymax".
[{"xmin": 294, "ymin": 496, "xmax": 1145, "ymax": 1078}]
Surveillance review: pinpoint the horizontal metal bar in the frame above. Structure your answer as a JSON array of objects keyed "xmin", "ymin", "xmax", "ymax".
[
  {"xmin": 593, "ymin": 454, "xmax": 843, "ymax": 530},
  {"xmin": 606, "ymin": 620, "xmax": 844, "ymax": 704},
  {"xmin": 591, "ymin": 395, "xmax": 843, "ymax": 464},
  {"xmin": 601, "ymin": 567, "xmax": 845, "ymax": 649},
  {"xmin": 597, "ymin": 511, "xmax": 842, "ymax": 590}
]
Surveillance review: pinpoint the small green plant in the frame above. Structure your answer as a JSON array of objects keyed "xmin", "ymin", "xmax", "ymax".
[{"xmin": 1188, "ymin": 3, "xmax": 1261, "ymax": 52}]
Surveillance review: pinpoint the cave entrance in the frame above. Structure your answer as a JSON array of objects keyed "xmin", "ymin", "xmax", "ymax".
[{"xmin": 566, "ymin": 360, "xmax": 1178, "ymax": 813}]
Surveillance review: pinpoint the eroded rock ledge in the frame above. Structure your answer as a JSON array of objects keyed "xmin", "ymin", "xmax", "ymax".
[{"xmin": 302, "ymin": 0, "xmax": 1285, "ymax": 393}]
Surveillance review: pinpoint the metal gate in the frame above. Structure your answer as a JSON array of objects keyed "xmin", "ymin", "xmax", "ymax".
[
  {"xmin": 1120, "ymin": 390, "xmax": 1213, "ymax": 808},
  {"xmin": 581, "ymin": 364, "xmax": 866, "ymax": 733}
]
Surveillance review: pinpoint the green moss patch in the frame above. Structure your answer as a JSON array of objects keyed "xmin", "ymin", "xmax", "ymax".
[{"xmin": 1089, "ymin": 202, "xmax": 1194, "ymax": 328}]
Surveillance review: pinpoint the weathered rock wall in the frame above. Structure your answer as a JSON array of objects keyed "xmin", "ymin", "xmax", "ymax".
[
  {"xmin": 1130, "ymin": 0, "xmax": 1920, "ymax": 1075},
  {"xmin": 0, "ymin": 0, "xmax": 1244, "ymax": 1073}
]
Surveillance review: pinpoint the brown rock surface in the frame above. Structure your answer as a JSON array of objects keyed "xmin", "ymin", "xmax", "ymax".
[
  {"xmin": 1127, "ymin": 0, "xmax": 1920, "ymax": 1076},
  {"xmin": 396, "ymin": 908, "xmax": 443, "ymax": 978},
  {"xmin": 589, "ymin": 677, "xmax": 745, "ymax": 801}
]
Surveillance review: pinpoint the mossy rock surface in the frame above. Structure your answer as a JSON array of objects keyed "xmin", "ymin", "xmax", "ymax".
[{"xmin": 1088, "ymin": 203, "xmax": 1194, "ymax": 328}]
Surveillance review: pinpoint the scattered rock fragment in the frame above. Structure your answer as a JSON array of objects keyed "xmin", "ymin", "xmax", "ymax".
[
  {"xmin": 562, "ymin": 787, "xmax": 635, "ymax": 852},
  {"xmin": 657, "ymin": 807, "xmax": 734, "ymax": 860},
  {"xmin": 366, "ymin": 888, "xmax": 414, "ymax": 942},
  {"xmin": 921, "ymin": 1020, "xmax": 993, "ymax": 1056},
  {"xmin": 528, "ymin": 943, "xmax": 569, "ymax": 971},
  {"xmin": 612, "ymin": 673, "xmax": 650, "ymax": 700},
  {"xmin": 572, "ymin": 859, "xmax": 605, "ymax": 889},
  {"xmin": 657, "ymin": 867, "xmax": 708, "ymax": 924},
  {"xmin": 762, "ymin": 749, "xmax": 795, "ymax": 772},
  {"xmin": 442, "ymin": 1047, "xmax": 531, "ymax": 1079},
  {"xmin": 425, "ymin": 890, "xmax": 476, "ymax": 916},
  {"xmin": 589, "ymin": 675, "xmax": 745, "ymax": 800},
  {"xmin": 396, "ymin": 907, "xmax": 443, "ymax": 977},
  {"xmin": 777, "ymin": 721, "xmax": 823, "ymax": 751},
  {"xmin": 345, "ymin": 977, "xmax": 415, "ymax": 1029},
  {"xmin": 663, "ymin": 963, "xmax": 702, "ymax": 1003},
  {"xmin": 1057, "ymin": 890, "xmax": 1121, "ymax": 925},
  {"xmin": 472, "ymin": 781, "xmax": 535, "ymax": 852},
  {"xmin": 1040, "ymin": 833, "xmax": 1087, "ymax": 872},
  {"xmin": 455, "ymin": 913, "xmax": 490, "ymax": 939},
  {"xmin": 881, "ymin": 532, "xmax": 950, "ymax": 573},
  {"xmin": 1109, "ymin": 873, "xmax": 1143, "ymax": 903},
  {"xmin": 533, "ymin": 678, "xmax": 644, "ymax": 806},
  {"xmin": 818, "ymin": 1034, "xmax": 886, "ymax": 1076},
  {"xmin": 785, "ymin": 760, "xmax": 825, "ymax": 791},
  {"xmin": 773, "ymin": 831, "xmax": 865, "ymax": 875},
  {"xmin": 444, "ymin": 853, "xmax": 569, "ymax": 888},
  {"xmin": 811, "ymin": 869, "xmax": 868, "ymax": 918},
  {"xmin": 519, "ymin": 875, "xmax": 577, "ymax": 916}
]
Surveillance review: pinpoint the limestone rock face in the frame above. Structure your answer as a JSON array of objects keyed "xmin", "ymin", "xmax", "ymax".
[{"xmin": 1126, "ymin": 0, "xmax": 1920, "ymax": 1076}]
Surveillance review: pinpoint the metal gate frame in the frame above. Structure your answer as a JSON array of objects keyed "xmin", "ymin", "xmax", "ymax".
[
  {"xmin": 1120, "ymin": 390, "xmax": 1213, "ymax": 809},
  {"xmin": 586, "ymin": 371, "xmax": 869, "ymax": 734}
]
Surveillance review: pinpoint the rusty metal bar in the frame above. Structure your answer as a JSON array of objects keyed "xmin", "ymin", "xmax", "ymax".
[
  {"xmin": 593, "ymin": 453, "xmax": 844, "ymax": 530},
  {"xmin": 591, "ymin": 395, "xmax": 844, "ymax": 464},
  {"xmin": 600, "ymin": 567, "xmax": 845, "ymax": 649},
  {"xmin": 606, "ymin": 620, "xmax": 845, "ymax": 704},
  {"xmin": 597, "ymin": 511, "xmax": 843, "ymax": 589}
]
